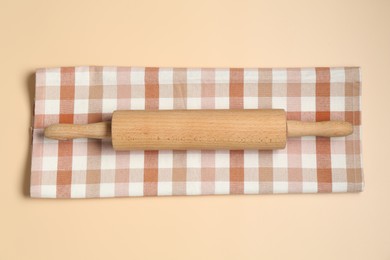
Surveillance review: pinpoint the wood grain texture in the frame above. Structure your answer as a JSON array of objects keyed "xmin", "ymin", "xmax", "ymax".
[
  {"xmin": 44, "ymin": 122, "xmax": 111, "ymax": 140},
  {"xmin": 287, "ymin": 120, "xmax": 353, "ymax": 137},
  {"xmin": 44, "ymin": 110, "xmax": 354, "ymax": 149},
  {"xmin": 111, "ymin": 109, "xmax": 287, "ymax": 150}
]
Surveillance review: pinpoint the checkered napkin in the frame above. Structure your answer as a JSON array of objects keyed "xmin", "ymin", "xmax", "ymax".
[{"xmin": 30, "ymin": 66, "xmax": 363, "ymax": 198}]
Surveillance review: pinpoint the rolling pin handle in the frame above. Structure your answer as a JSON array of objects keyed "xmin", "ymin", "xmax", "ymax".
[
  {"xmin": 44, "ymin": 122, "xmax": 111, "ymax": 140},
  {"xmin": 287, "ymin": 120, "xmax": 353, "ymax": 137}
]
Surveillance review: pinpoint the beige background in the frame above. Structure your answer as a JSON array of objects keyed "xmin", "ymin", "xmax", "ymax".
[{"xmin": 1, "ymin": 0, "xmax": 389, "ymax": 259}]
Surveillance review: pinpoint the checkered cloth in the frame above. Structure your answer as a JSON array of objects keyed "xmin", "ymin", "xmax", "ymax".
[{"xmin": 30, "ymin": 66, "xmax": 363, "ymax": 198}]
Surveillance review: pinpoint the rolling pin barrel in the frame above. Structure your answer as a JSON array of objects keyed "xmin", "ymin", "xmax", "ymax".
[
  {"xmin": 111, "ymin": 109, "xmax": 287, "ymax": 150},
  {"xmin": 44, "ymin": 109, "xmax": 353, "ymax": 150}
]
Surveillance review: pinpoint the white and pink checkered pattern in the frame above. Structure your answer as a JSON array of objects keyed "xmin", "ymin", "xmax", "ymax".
[{"xmin": 30, "ymin": 66, "xmax": 363, "ymax": 198}]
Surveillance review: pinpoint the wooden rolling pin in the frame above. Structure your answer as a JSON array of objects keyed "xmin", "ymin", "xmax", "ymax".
[{"xmin": 44, "ymin": 109, "xmax": 353, "ymax": 150}]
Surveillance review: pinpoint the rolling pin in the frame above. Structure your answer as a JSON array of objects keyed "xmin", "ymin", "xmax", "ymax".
[{"xmin": 44, "ymin": 109, "xmax": 353, "ymax": 150}]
